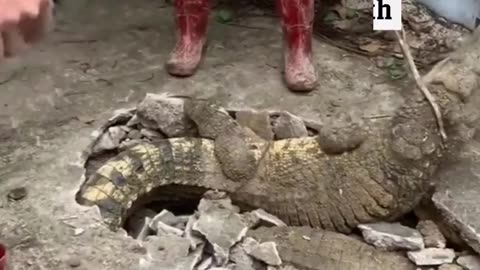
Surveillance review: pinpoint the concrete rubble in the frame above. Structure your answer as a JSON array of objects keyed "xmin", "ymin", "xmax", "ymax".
[
  {"xmin": 357, "ymin": 222, "xmax": 424, "ymax": 251},
  {"xmin": 130, "ymin": 191, "xmax": 286, "ymax": 270},
  {"xmin": 271, "ymin": 111, "xmax": 308, "ymax": 139},
  {"xmin": 456, "ymin": 255, "xmax": 480, "ymax": 270},
  {"xmin": 407, "ymin": 248, "xmax": 456, "ymax": 266},
  {"xmin": 438, "ymin": 264, "xmax": 463, "ymax": 270}
]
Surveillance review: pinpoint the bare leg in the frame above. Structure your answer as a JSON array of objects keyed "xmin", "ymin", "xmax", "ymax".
[
  {"xmin": 277, "ymin": 0, "xmax": 317, "ymax": 92},
  {"xmin": 166, "ymin": 0, "xmax": 209, "ymax": 77}
]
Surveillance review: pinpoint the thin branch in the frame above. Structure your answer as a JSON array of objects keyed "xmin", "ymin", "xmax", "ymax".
[{"xmin": 394, "ymin": 27, "xmax": 447, "ymax": 142}]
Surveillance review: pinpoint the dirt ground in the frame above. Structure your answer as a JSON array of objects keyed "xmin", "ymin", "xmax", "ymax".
[{"xmin": 0, "ymin": 0, "xmax": 451, "ymax": 269}]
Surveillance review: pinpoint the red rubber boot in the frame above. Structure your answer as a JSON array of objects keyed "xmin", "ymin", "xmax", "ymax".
[
  {"xmin": 277, "ymin": 0, "xmax": 317, "ymax": 92},
  {"xmin": 166, "ymin": 0, "xmax": 209, "ymax": 77}
]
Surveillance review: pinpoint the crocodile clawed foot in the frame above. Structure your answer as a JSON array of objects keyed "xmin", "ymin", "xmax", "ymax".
[
  {"xmin": 316, "ymin": 114, "xmax": 367, "ymax": 154},
  {"xmin": 185, "ymin": 98, "xmax": 262, "ymax": 182}
]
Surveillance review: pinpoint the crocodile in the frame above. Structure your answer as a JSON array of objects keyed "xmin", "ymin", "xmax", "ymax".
[
  {"xmin": 76, "ymin": 28, "xmax": 480, "ymax": 236},
  {"xmin": 247, "ymin": 226, "xmax": 416, "ymax": 270}
]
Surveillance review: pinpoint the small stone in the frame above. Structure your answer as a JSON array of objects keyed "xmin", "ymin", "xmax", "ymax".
[
  {"xmin": 358, "ymin": 222, "xmax": 424, "ymax": 251},
  {"xmin": 73, "ymin": 228, "xmax": 85, "ymax": 236},
  {"xmin": 236, "ymin": 110, "xmax": 274, "ymax": 140},
  {"xmin": 272, "ymin": 111, "xmax": 308, "ymax": 139},
  {"xmin": 66, "ymin": 257, "xmax": 81, "ymax": 268},
  {"xmin": 149, "ymin": 209, "xmax": 184, "ymax": 229},
  {"xmin": 416, "ymin": 220, "xmax": 447, "ymax": 248},
  {"xmin": 140, "ymin": 128, "xmax": 163, "ymax": 140},
  {"xmin": 7, "ymin": 187, "xmax": 27, "ymax": 201},
  {"xmin": 407, "ymin": 248, "xmax": 455, "ymax": 266},
  {"xmin": 457, "ymin": 255, "xmax": 480, "ymax": 270},
  {"xmin": 246, "ymin": 241, "xmax": 282, "ymax": 266},
  {"xmin": 196, "ymin": 257, "xmax": 213, "ymax": 270},
  {"xmin": 438, "ymin": 264, "xmax": 463, "ymax": 270},
  {"xmin": 155, "ymin": 221, "xmax": 184, "ymax": 236},
  {"xmin": 127, "ymin": 129, "xmax": 142, "ymax": 140},
  {"xmin": 93, "ymin": 126, "xmax": 127, "ymax": 153},
  {"xmin": 136, "ymin": 94, "xmax": 193, "ymax": 137},
  {"xmin": 244, "ymin": 209, "xmax": 287, "ymax": 228},
  {"xmin": 126, "ymin": 114, "xmax": 140, "ymax": 127},
  {"xmin": 119, "ymin": 139, "xmax": 141, "ymax": 150}
]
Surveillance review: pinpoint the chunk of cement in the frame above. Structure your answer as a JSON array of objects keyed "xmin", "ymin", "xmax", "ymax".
[
  {"xmin": 140, "ymin": 128, "xmax": 163, "ymax": 140},
  {"xmin": 196, "ymin": 257, "xmax": 213, "ymax": 270},
  {"xmin": 457, "ymin": 255, "xmax": 480, "ymax": 270},
  {"xmin": 155, "ymin": 221, "xmax": 184, "ymax": 237},
  {"xmin": 230, "ymin": 241, "xmax": 264, "ymax": 270},
  {"xmin": 438, "ymin": 264, "xmax": 463, "ymax": 270},
  {"xmin": 184, "ymin": 214, "xmax": 204, "ymax": 249},
  {"xmin": 272, "ymin": 111, "xmax": 308, "ymax": 139},
  {"xmin": 407, "ymin": 248, "xmax": 455, "ymax": 266},
  {"xmin": 245, "ymin": 241, "xmax": 282, "ymax": 266},
  {"xmin": 93, "ymin": 126, "xmax": 127, "ymax": 153},
  {"xmin": 244, "ymin": 209, "xmax": 287, "ymax": 228},
  {"xmin": 149, "ymin": 209, "xmax": 183, "ymax": 229},
  {"xmin": 193, "ymin": 196, "xmax": 249, "ymax": 265},
  {"xmin": 236, "ymin": 110, "xmax": 274, "ymax": 140},
  {"xmin": 127, "ymin": 129, "xmax": 142, "ymax": 140},
  {"xmin": 424, "ymin": 154, "xmax": 480, "ymax": 254},
  {"xmin": 358, "ymin": 222, "xmax": 424, "ymax": 251},
  {"xmin": 416, "ymin": 220, "xmax": 447, "ymax": 248},
  {"xmin": 136, "ymin": 94, "xmax": 193, "ymax": 137}
]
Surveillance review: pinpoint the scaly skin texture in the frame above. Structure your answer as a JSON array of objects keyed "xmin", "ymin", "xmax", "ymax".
[
  {"xmin": 247, "ymin": 226, "xmax": 416, "ymax": 270},
  {"xmin": 76, "ymin": 30, "xmax": 480, "ymax": 234}
]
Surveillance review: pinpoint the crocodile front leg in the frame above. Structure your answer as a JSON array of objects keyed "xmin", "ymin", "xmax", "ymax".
[
  {"xmin": 166, "ymin": 0, "xmax": 209, "ymax": 77},
  {"xmin": 277, "ymin": 0, "xmax": 317, "ymax": 92}
]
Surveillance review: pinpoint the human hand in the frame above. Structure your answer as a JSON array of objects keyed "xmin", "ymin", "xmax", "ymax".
[{"xmin": 0, "ymin": 0, "xmax": 54, "ymax": 60}]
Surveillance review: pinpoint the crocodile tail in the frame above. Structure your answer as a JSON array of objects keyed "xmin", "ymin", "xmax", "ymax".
[{"xmin": 75, "ymin": 138, "xmax": 240, "ymax": 230}]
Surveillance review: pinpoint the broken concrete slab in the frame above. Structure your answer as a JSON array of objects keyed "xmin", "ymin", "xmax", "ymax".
[
  {"xmin": 456, "ymin": 255, "xmax": 480, "ymax": 270},
  {"xmin": 416, "ymin": 220, "xmax": 447, "ymax": 248},
  {"xmin": 438, "ymin": 264, "xmax": 463, "ymax": 270},
  {"xmin": 358, "ymin": 222, "xmax": 424, "ymax": 251},
  {"xmin": 243, "ymin": 209, "xmax": 287, "ymax": 229},
  {"xmin": 245, "ymin": 241, "xmax": 282, "ymax": 266},
  {"xmin": 421, "ymin": 148, "xmax": 480, "ymax": 254},
  {"xmin": 136, "ymin": 94, "xmax": 193, "ymax": 137},
  {"xmin": 92, "ymin": 126, "xmax": 127, "ymax": 153},
  {"xmin": 271, "ymin": 111, "xmax": 308, "ymax": 139},
  {"xmin": 193, "ymin": 196, "xmax": 249, "ymax": 265},
  {"xmin": 235, "ymin": 110, "xmax": 274, "ymax": 141},
  {"xmin": 185, "ymin": 214, "xmax": 205, "ymax": 250},
  {"xmin": 230, "ymin": 240, "xmax": 264, "ymax": 270},
  {"xmin": 407, "ymin": 248, "xmax": 455, "ymax": 266}
]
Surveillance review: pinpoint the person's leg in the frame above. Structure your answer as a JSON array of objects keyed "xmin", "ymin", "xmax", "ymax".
[
  {"xmin": 277, "ymin": 0, "xmax": 317, "ymax": 92},
  {"xmin": 166, "ymin": 0, "xmax": 209, "ymax": 77}
]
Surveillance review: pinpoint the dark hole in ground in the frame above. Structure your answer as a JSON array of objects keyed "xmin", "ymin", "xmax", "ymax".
[{"xmin": 122, "ymin": 185, "xmax": 207, "ymax": 237}]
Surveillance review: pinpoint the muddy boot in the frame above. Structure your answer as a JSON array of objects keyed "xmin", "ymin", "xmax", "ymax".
[
  {"xmin": 166, "ymin": 0, "xmax": 209, "ymax": 77},
  {"xmin": 277, "ymin": 0, "xmax": 317, "ymax": 92}
]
